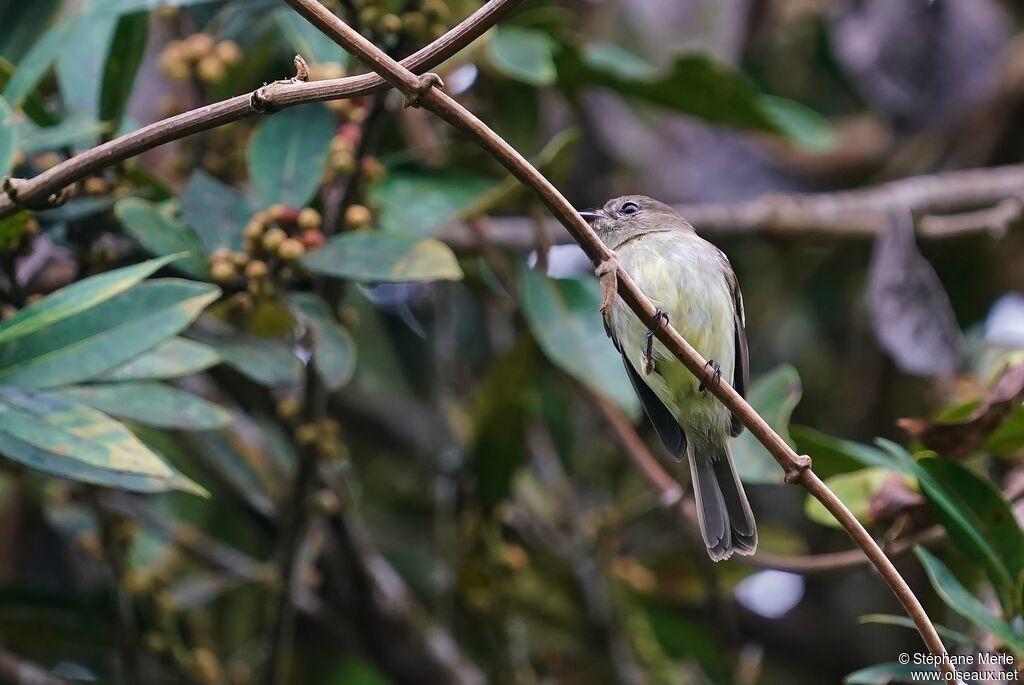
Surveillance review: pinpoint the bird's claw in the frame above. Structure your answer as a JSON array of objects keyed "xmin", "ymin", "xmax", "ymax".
[
  {"xmin": 642, "ymin": 309, "xmax": 669, "ymax": 375},
  {"xmin": 595, "ymin": 255, "xmax": 620, "ymax": 315},
  {"xmin": 698, "ymin": 359, "xmax": 722, "ymax": 393}
]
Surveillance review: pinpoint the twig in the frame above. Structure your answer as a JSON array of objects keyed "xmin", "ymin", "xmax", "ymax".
[
  {"xmin": 279, "ymin": 1, "xmax": 958, "ymax": 677},
  {"xmin": 438, "ymin": 164, "xmax": 1024, "ymax": 248},
  {"xmin": 0, "ymin": 0, "xmax": 524, "ymax": 219},
  {"xmin": 0, "ymin": 646, "xmax": 70, "ymax": 685}
]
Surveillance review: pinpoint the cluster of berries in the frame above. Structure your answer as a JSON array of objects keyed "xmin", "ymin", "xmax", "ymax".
[
  {"xmin": 208, "ymin": 205, "xmax": 326, "ymax": 294},
  {"xmin": 159, "ymin": 33, "xmax": 242, "ymax": 85},
  {"xmin": 357, "ymin": 0, "xmax": 453, "ymax": 42}
]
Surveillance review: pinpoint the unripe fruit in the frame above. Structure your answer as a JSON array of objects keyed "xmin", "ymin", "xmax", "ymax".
[
  {"xmin": 378, "ymin": 13, "xmax": 402, "ymax": 35},
  {"xmin": 402, "ymin": 11, "xmax": 426, "ymax": 34},
  {"xmin": 297, "ymin": 207, "xmax": 321, "ymax": 230},
  {"xmin": 214, "ymin": 40, "xmax": 241, "ymax": 65},
  {"xmin": 243, "ymin": 220, "xmax": 265, "ymax": 241},
  {"xmin": 184, "ymin": 32, "xmax": 214, "ymax": 59},
  {"xmin": 210, "ymin": 247, "xmax": 232, "ymax": 263},
  {"xmin": 361, "ymin": 156, "xmax": 385, "ymax": 182},
  {"xmin": 262, "ymin": 227, "xmax": 287, "ymax": 252},
  {"xmin": 270, "ymin": 204, "xmax": 299, "ymax": 224},
  {"xmin": 348, "ymin": 106, "xmax": 367, "ymax": 124},
  {"xmin": 276, "ymin": 396, "xmax": 300, "ymax": 419},
  {"xmin": 278, "ymin": 238, "xmax": 305, "ymax": 261},
  {"xmin": 231, "ymin": 251, "xmax": 248, "ymax": 267},
  {"xmin": 344, "ymin": 204, "xmax": 372, "ymax": 229},
  {"xmin": 211, "ymin": 261, "xmax": 237, "ymax": 283},
  {"xmin": 301, "ymin": 229, "xmax": 326, "ymax": 250},
  {"xmin": 296, "ymin": 423, "xmax": 319, "ymax": 446},
  {"xmin": 196, "ymin": 55, "xmax": 226, "ymax": 84},
  {"xmin": 358, "ymin": 6, "xmax": 380, "ymax": 28},
  {"xmin": 245, "ymin": 259, "xmax": 268, "ymax": 279}
]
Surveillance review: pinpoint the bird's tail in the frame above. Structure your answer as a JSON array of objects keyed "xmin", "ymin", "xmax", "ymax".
[{"xmin": 688, "ymin": 440, "xmax": 757, "ymax": 561}]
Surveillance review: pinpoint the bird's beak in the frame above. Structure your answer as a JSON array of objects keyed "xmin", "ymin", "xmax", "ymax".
[{"xmin": 577, "ymin": 208, "xmax": 603, "ymax": 224}]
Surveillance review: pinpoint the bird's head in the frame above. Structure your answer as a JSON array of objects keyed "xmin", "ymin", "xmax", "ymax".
[{"xmin": 577, "ymin": 195, "xmax": 689, "ymax": 249}]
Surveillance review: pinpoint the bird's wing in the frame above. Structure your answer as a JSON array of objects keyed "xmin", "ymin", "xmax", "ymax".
[
  {"xmin": 725, "ymin": 257, "xmax": 749, "ymax": 437},
  {"xmin": 606, "ymin": 310, "xmax": 687, "ymax": 460}
]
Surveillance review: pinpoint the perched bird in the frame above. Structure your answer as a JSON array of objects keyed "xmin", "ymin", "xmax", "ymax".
[{"xmin": 580, "ymin": 195, "xmax": 756, "ymax": 561}]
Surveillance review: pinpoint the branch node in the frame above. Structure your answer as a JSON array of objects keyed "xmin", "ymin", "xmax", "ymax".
[
  {"xmin": 3, "ymin": 177, "xmax": 70, "ymax": 210},
  {"xmin": 595, "ymin": 255, "xmax": 619, "ymax": 314},
  {"xmin": 784, "ymin": 454, "xmax": 812, "ymax": 485},
  {"xmin": 404, "ymin": 72, "xmax": 444, "ymax": 109},
  {"xmin": 293, "ymin": 54, "xmax": 310, "ymax": 82},
  {"xmin": 250, "ymin": 84, "xmax": 275, "ymax": 113}
]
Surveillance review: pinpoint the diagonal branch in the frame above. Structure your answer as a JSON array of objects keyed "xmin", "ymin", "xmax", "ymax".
[
  {"xmin": 279, "ymin": 0, "xmax": 959, "ymax": 679},
  {"xmin": 0, "ymin": 0, "xmax": 523, "ymax": 218}
]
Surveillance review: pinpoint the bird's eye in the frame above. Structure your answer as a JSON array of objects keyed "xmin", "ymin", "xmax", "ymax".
[{"xmin": 620, "ymin": 202, "xmax": 640, "ymax": 215}]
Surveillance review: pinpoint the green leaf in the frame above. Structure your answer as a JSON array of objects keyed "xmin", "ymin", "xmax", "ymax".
[
  {"xmin": 208, "ymin": 336, "xmax": 302, "ymax": 387},
  {"xmin": 57, "ymin": 13, "xmax": 118, "ymax": 120},
  {"xmin": 180, "ymin": 170, "xmax": 253, "ymax": 252},
  {"xmin": 984, "ymin": 405, "xmax": 1024, "ymax": 455},
  {"xmin": 97, "ymin": 338, "xmax": 220, "ymax": 381},
  {"xmin": 559, "ymin": 44, "xmax": 829, "ymax": 141},
  {"xmin": 520, "ymin": 266, "xmax": 639, "ymax": 416},
  {"xmin": 918, "ymin": 457, "xmax": 1024, "ymax": 609},
  {"xmin": 15, "ymin": 115, "xmax": 110, "ymax": 154},
  {"xmin": 0, "ymin": 96, "xmax": 15, "ymax": 178},
  {"xmin": 99, "ymin": 12, "xmax": 148, "ymax": 128},
  {"xmin": 247, "ymin": 103, "xmax": 335, "ymax": 209},
  {"xmin": 0, "ymin": 279, "xmax": 219, "ymax": 389},
  {"xmin": 858, "ymin": 614, "xmax": 973, "ymax": 647},
  {"xmin": 914, "ymin": 547, "xmax": 1024, "ymax": 655},
  {"xmin": 115, "ymin": 198, "xmax": 209, "ymax": 279},
  {"xmin": 1, "ymin": 18, "xmax": 75, "ymax": 109},
  {"xmin": 804, "ymin": 468, "xmax": 898, "ymax": 529},
  {"xmin": 302, "ymin": 233, "xmax": 464, "ymax": 283},
  {"xmin": 0, "ymin": 386, "xmax": 205, "ymax": 494},
  {"xmin": 273, "ymin": 8, "xmax": 347, "ymax": 66},
  {"xmin": 0, "ymin": 211, "xmax": 32, "ymax": 253},
  {"xmin": 370, "ymin": 169, "xmax": 496, "ymax": 238},
  {"xmin": 758, "ymin": 95, "xmax": 836, "ymax": 153},
  {"xmin": 78, "ymin": 0, "xmax": 223, "ymax": 16},
  {"xmin": 486, "ymin": 27, "xmax": 557, "ymax": 87},
  {"xmin": 790, "ymin": 425, "xmax": 893, "ymax": 478},
  {"xmin": 54, "ymin": 382, "xmax": 232, "ymax": 430},
  {"xmin": 286, "ymin": 293, "xmax": 356, "ymax": 392},
  {"xmin": 843, "ymin": 662, "xmax": 938, "ymax": 685},
  {"xmin": 731, "ymin": 364, "xmax": 802, "ymax": 483},
  {"xmin": 0, "ymin": 255, "xmax": 182, "ymax": 345}
]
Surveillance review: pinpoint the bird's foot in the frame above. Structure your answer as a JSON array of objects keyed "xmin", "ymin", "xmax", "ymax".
[
  {"xmin": 642, "ymin": 309, "xmax": 670, "ymax": 375},
  {"xmin": 595, "ymin": 255, "xmax": 620, "ymax": 315},
  {"xmin": 698, "ymin": 359, "xmax": 721, "ymax": 393}
]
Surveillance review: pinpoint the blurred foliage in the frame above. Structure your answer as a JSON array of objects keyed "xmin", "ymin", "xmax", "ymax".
[{"xmin": 0, "ymin": 0, "xmax": 1023, "ymax": 684}]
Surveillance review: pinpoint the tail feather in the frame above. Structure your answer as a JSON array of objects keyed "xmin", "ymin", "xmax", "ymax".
[{"xmin": 689, "ymin": 443, "xmax": 757, "ymax": 561}]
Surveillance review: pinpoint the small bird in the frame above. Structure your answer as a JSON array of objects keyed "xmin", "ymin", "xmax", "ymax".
[{"xmin": 580, "ymin": 195, "xmax": 756, "ymax": 561}]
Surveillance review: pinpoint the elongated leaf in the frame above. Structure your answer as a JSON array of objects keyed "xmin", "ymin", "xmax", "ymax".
[
  {"xmin": 115, "ymin": 198, "xmax": 209, "ymax": 279},
  {"xmin": 487, "ymin": 27, "xmax": 557, "ymax": 87},
  {"xmin": 1, "ymin": 18, "xmax": 75, "ymax": 109},
  {"xmin": 791, "ymin": 426, "xmax": 912, "ymax": 476},
  {"xmin": 0, "ymin": 96, "xmax": 15, "ymax": 178},
  {"xmin": 15, "ymin": 115, "xmax": 109, "ymax": 154},
  {"xmin": 914, "ymin": 547, "xmax": 1024, "ymax": 655},
  {"xmin": 302, "ymin": 233, "xmax": 463, "ymax": 283},
  {"xmin": 208, "ymin": 336, "xmax": 302, "ymax": 387},
  {"xmin": 858, "ymin": 614, "xmax": 973, "ymax": 647},
  {"xmin": 0, "ymin": 255, "xmax": 182, "ymax": 345},
  {"xmin": 57, "ymin": 12, "xmax": 118, "ymax": 120},
  {"xmin": 99, "ymin": 12, "xmax": 148, "ymax": 128},
  {"xmin": 370, "ymin": 169, "xmax": 496, "ymax": 238},
  {"xmin": 273, "ymin": 8, "xmax": 347, "ymax": 65},
  {"xmin": 844, "ymin": 662, "xmax": 938, "ymax": 685},
  {"xmin": 732, "ymin": 364, "xmax": 802, "ymax": 483},
  {"xmin": 55, "ymin": 382, "xmax": 232, "ymax": 430},
  {"xmin": 97, "ymin": 338, "xmax": 220, "ymax": 381},
  {"xmin": 0, "ymin": 386, "xmax": 205, "ymax": 494},
  {"xmin": 286, "ymin": 293, "xmax": 355, "ymax": 391},
  {"xmin": 758, "ymin": 95, "xmax": 835, "ymax": 152},
  {"xmin": 180, "ymin": 170, "xmax": 253, "ymax": 252},
  {"xmin": 804, "ymin": 468, "xmax": 897, "ymax": 529},
  {"xmin": 919, "ymin": 457, "xmax": 1024, "ymax": 607},
  {"xmin": 79, "ymin": 0, "xmax": 223, "ymax": 16},
  {"xmin": 0, "ymin": 279, "xmax": 220, "ymax": 389},
  {"xmin": 247, "ymin": 103, "xmax": 335, "ymax": 208},
  {"xmin": 520, "ymin": 267, "xmax": 638, "ymax": 415}
]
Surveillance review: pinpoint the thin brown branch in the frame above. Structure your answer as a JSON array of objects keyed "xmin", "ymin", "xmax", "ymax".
[
  {"xmin": 0, "ymin": 646, "xmax": 70, "ymax": 685},
  {"xmin": 0, "ymin": 0, "xmax": 524, "ymax": 218},
  {"xmin": 281, "ymin": 1, "xmax": 958, "ymax": 678},
  {"xmin": 438, "ymin": 164, "xmax": 1024, "ymax": 249}
]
